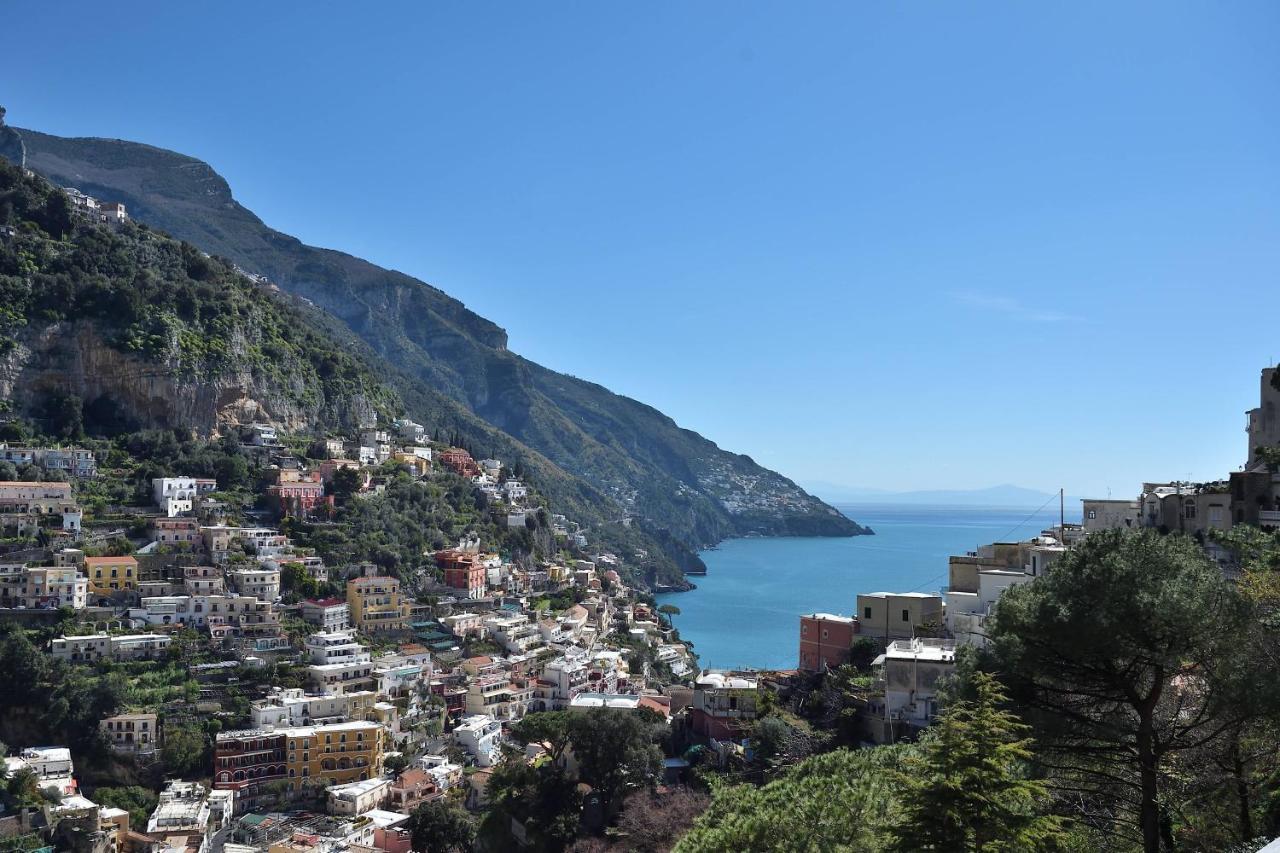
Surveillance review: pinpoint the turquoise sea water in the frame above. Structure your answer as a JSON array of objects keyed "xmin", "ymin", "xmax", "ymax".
[{"xmin": 655, "ymin": 503, "xmax": 1072, "ymax": 671}]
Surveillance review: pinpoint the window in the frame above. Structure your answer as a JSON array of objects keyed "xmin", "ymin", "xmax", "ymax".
[
  {"xmin": 1184, "ymin": 500, "xmax": 1197, "ymax": 520},
  {"xmin": 1086, "ymin": 509, "xmax": 1097, "ymax": 520},
  {"xmin": 901, "ymin": 609, "xmax": 910, "ymax": 622},
  {"xmin": 863, "ymin": 606, "xmax": 871, "ymax": 619}
]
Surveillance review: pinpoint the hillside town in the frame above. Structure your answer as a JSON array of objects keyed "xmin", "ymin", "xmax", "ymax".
[
  {"xmin": 0, "ymin": 122, "xmax": 1276, "ymax": 850},
  {"xmin": 2, "ymin": 365, "xmax": 1280, "ymax": 851},
  {"xmin": 0, "ymin": 411, "xmax": 712, "ymax": 853}
]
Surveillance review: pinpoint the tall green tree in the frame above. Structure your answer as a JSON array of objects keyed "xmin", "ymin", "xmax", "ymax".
[
  {"xmin": 93, "ymin": 786, "xmax": 159, "ymax": 831},
  {"xmin": 887, "ymin": 671, "xmax": 1064, "ymax": 852},
  {"xmin": 676, "ymin": 745, "xmax": 912, "ymax": 852},
  {"xmin": 408, "ymin": 800, "xmax": 475, "ymax": 853},
  {"xmin": 510, "ymin": 712, "xmax": 574, "ymax": 763},
  {"xmin": 565, "ymin": 708, "xmax": 664, "ymax": 817},
  {"xmin": 160, "ymin": 722, "xmax": 207, "ymax": 777},
  {"xmin": 482, "ymin": 757, "xmax": 582, "ymax": 852},
  {"xmin": 990, "ymin": 530, "xmax": 1270, "ymax": 853}
]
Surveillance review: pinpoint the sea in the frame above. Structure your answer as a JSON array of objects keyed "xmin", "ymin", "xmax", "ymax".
[{"xmin": 655, "ymin": 503, "xmax": 1073, "ymax": 672}]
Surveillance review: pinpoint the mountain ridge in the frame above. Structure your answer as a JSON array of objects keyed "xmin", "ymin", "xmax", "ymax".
[
  {"xmin": 3, "ymin": 120, "xmax": 866, "ymax": 552},
  {"xmin": 0, "ymin": 156, "xmax": 721, "ymax": 586}
]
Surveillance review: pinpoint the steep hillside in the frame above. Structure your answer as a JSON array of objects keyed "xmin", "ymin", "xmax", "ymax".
[
  {"xmin": 5, "ymin": 122, "xmax": 866, "ymax": 546},
  {"xmin": 0, "ymin": 158, "xmax": 709, "ymax": 584}
]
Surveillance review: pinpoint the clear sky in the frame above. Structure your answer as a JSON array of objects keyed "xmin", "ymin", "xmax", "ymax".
[{"xmin": 7, "ymin": 2, "xmax": 1279, "ymax": 496}]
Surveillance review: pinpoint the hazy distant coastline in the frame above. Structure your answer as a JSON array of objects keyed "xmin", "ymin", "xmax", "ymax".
[{"xmin": 806, "ymin": 482, "xmax": 1083, "ymax": 508}]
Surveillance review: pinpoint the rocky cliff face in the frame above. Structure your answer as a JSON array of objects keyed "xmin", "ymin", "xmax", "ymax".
[
  {"xmin": 0, "ymin": 321, "xmax": 367, "ymax": 437},
  {"xmin": 4, "ymin": 123, "xmax": 870, "ymax": 545}
]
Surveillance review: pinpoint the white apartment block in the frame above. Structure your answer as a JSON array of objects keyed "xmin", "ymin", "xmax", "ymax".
[
  {"xmin": 50, "ymin": 632, "xmax": 173, "ymax": 663},
  {"xmin": 452, "ymin": 715, "xmax": 503, "ymax": 767},
  {"xmin": 154, "ymin": 477, "xmax": 199, "ymax": 517}
]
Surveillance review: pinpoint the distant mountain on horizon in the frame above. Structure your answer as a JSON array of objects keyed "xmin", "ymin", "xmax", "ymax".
[{"xmin": 807, "ymin": 481, "xmax": 1079, "ymax": 508}]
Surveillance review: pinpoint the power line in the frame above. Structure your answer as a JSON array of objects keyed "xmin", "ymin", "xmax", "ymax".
[
  {"xmin": 988, "ymin": 491, "xmax": 1059, "ymax": 537},
  {"xmin": 907, "ymin": 494, "xmax": 1061, "ymax": 594}
]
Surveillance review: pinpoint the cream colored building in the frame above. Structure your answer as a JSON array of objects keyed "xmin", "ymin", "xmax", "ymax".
[
  {"xmin": 856, "ymin": 592, "xmax": 943, "ymax": 643},
  {"xmin": 101, "ymin": 712, "xmax": 159, "ymax": 755}
]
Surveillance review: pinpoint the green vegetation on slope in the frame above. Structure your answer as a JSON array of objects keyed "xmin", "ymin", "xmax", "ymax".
[
  {"xmin": 0, "ymin": 158, "xmax": 701, "ymax": 585},
  {"xmin": 6, "ymin": 125, "xmax": 866, "ymax": 548}
]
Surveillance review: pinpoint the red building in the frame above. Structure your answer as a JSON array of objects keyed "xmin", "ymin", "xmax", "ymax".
[
  {"xmin": 798, "ymin": 612, "xmax": 860, "ymax": 672},
  {"xmin": 267, "ymin": 473, "xmax": 329, "ymax": 518},
  {"xmin": 213, "ymin": 729, "xmax": 288, "ymax": 798},
  {"xmin": 436, "ymin": 549, "xmax": 486, "ymax": 599},
  {"xmin": 438, "ymin": 448, "xmax": 481, "ymax": 478}
]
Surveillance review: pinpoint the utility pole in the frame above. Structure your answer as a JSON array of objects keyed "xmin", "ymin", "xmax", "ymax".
[{"xmin": 1059, "ymin": 488, "xmax": 1065, "ymax": 541}]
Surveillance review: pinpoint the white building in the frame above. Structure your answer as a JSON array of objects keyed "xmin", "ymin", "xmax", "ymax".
[
  {"xmin": 147, "ymin": 780, "xmax": 212, "ymax": 843},
  {"xmin": 945, "ymin": 570, "xmax": 1033, "ymax": 648},
  {"xmin": 5, "ymin": 746, "xmax": 74, "ymax": 788},
  {"xmin": 453, "ymin": 715, "xmax": 503, "ymax": 767},
  {"xmin": 374, "ymin": 657, "xmax": 427, "ymax": 699},
  {"xmin": 484, "ymin": 612, "xmax": 543, "ymax": 655},
  {"xmin": 441, "ymin": 612, "xmax": 483, "ymax": 637},
  {"xmin": 569, "ymin": 692, "xmax": 643, "ymax": 712},
  {"xmin": 415, "ymin": 756, "xmax": 464, "ymax": 793},
  {"xmin": 535, "ymin": 652, "xmax": 590, "ymax": 711},
  {"xmin": 393, "ymin": 419, "xmax": 426, "ymax": 444},
  {"xmin": 50, "ymin": 632, "xmax": 172, "ymax": 663},
  {"xmin": 307, "ymin": 630, "xmax": 374, "ymax": 694},
  {"xmin": 249, "ymin": 424, "xmax": 278, "ymax": 446},
  {"xmin": 153, "ymin": 477, "xmax": 198, "ymax": 517},
  {"xmin": 229, "ymin": 567, "xmax": 281, "ymax": 602},
  {"xmin": 326, "ymin": 777, "xmax": 390, "ymax": 816},
  {"xmin": 870, "ymin": 638, "xmax": 957, "ymax": 741},
  {"xmin": 301, "ymin": 597, "xmax": 351, "ymax": 632},
  {"xmin": 250, "ymin": 687, "xmax": 377, "ymax": 728}
]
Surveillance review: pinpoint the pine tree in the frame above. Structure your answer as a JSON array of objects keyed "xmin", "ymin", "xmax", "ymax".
[{"xmin": 886, "ymin": 670, "xmax": 1063, "ymax": 852}]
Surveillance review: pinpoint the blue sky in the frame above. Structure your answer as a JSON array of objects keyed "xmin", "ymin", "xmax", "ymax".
[{"xmin": 7, "ymin": 2, "xmax": 1279, "ymax": 495}]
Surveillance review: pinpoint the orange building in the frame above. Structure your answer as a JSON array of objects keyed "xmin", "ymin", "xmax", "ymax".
[
  {"xmin": 436, "ymin": 550, "xmax": 486, "ymax": 599},
  {"xmin": 438, "ymin": 449, "xmax": 481, "ymax": 478}
]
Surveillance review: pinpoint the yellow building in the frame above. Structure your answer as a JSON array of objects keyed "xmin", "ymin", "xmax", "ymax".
[
  {"xmin": 214, "ymin": 721, "xmax": 384, "ymax": 800},
  {"xmin": 85, "ymin": 555, "xmax": 138, "ymax": 597},
  {"xmin": 286, "ymin": 720, "xmax": 383, "ymax": 791},
  {"xmin": 347, "ymin": 575, "xmax": 409, "ymax": 633}
]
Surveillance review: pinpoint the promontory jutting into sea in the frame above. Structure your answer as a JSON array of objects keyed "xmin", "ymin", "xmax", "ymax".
[{"xmin": 1, "ymin": 5, "xmax": 1277, "ymax": 849}]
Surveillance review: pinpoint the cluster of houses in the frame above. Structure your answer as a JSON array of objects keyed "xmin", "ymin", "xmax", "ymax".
[
  {"xmin": 796, "ymin": 365, "xmax": 1280, "ymax": 744},
  {"xmin": 0, "ymin": 417, "xmax": 730, "ymax": 853},
  {"xmin": 63, "ymin": 187, "xmax": 129, "ymax": 226}
]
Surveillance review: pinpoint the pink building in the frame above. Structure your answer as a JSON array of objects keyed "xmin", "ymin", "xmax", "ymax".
[{"xmin": 798, "ymin": 612, "xmax": 860, "ymax": 672}]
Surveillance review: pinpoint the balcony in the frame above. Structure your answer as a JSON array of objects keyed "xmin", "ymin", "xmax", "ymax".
[{"xmin": 1261, "ymin": 510, "xmax": 1280, "ymax": 524}]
